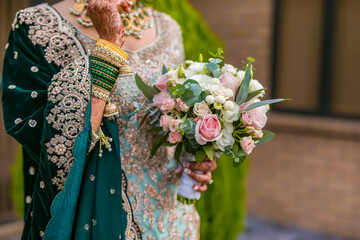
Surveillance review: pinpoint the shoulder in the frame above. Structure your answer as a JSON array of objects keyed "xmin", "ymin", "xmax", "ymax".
[
  {"xmin": 153, "ymin": 10, "xmax": 182, "ymax": 33},
  {"xmin": 12, "ymin": 4, "xmax": 58, "ymax": 30}
]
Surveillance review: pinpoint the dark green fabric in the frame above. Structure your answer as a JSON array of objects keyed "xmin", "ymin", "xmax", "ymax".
[{"xmin": 2, "ymin": 7, "xmax": 128, "ymax": 239}]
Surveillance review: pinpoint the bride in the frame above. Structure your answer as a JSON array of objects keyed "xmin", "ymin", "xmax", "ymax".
[{"xmin": 1, "ymin": 0, "xmax": 217, "ymax": 239}]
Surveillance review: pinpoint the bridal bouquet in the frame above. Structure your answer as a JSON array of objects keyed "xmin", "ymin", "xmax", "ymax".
[{"xmin": 136, "ymin": 49, "xmax": 288, "ymax": 204}]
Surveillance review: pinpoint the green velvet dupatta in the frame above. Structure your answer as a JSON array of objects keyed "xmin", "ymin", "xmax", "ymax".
[{"xmin": 1, "ymin": 4, "xmax": 131, "ymax": 240}]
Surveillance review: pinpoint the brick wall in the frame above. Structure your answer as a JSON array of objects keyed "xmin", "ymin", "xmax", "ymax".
[{"xmin": 190, "ymin": 0, "xmax": 360, "ymax": 239}]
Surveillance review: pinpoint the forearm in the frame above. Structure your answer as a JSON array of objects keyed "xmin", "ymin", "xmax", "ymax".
[{"xmin": 90, "ymin": 96, "xmax": 106, "ymax": 132}]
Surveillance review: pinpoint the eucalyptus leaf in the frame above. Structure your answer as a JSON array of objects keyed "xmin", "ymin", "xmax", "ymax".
[
  {"xmin": 211, "ymin": 70, "xmax": 222, "ymax": 78},
  {"xmin": 233, "ymin": 150, "xmax": 246, "ymax": 168},
  {"xmin": 206, "ymin": 62, "xmax": 220, "ymax": 71},
  {"xmin": 235, "ymin": 64, "xmax": 252, "ymax": 105},
  {"xmin": 135, "ymin": 74, "xmax": 160, "ymax": 99},
  {"xmin": 255, "ymin": 130, "xmax": 275, "ymax": 145},
  {"xmin": 244, "ymin": 98, "xmax": 290, "ymax": 111},
  {"xmin": 162, "ymin": 65, "xmax": 168, "ymax": 74},
  {"xmin": 184, "ymin": 79, "xmax": 200, "ymax": 86},
  {"xmin": 138, "ymin": 111, "xmax": 150, "ymax": 129},
  {"xmin": 246, "ymin": 89, "xmax": 265, "ymax": 101},
  {"xmin": 210, "ymin": 58, "xmax": 222, "ymax": 64},
  {"xmin": 189, "ymin": 84, "xmax": 202, "ymax": 96}
]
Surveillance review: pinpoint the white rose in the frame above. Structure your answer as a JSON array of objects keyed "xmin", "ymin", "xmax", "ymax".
[
  {"xmin": 215, "ymin": 95, "xmax": 226, "ymax": 104},
  {"xmin": 166, "ymin": 70, "xmax": 179, "ymax": 86},
  {"xmin": 193, "ymin": 101, "xmax": 212, "ymax": 117},
  {"xmin": 215, "ymin": 127, "xmax": 235, "ymax": 151},
  {"xmin": 205, "ymin": 95, "xmax": 215, "ymax": 104},
  {"xmin": 237, "ymin": 70, "xmax": 245, "ymax": 80},
  {"xmin": 249, "ymin": 79, "xmax": 265, "ymax": 99},
  {"xmin": 221, "ymin": 108, "xmax": 240, "ymax": 123},
  {"xmin": 191, "ymin": 74, "xmax": 214, "ymax": 92},
  {"xmin": 210, "ymin": 85, "xmax": 232, "ymax": 99},
  {"xmin": 221, "ymin": 64, "xmax": 237, "ymax": 75},
  {"xmin": 224, "ymin": 101, "xmax": 235, "ymax": 110},
  {"xmin": 223, "ymin": 122, "xmax": 234, "ymax": 134},
  {"xmin": 189, "ymin": 62, "xmax": 206, "ymax": 73},
  {"xmin": 212, "ymin": 78, "xmax": 220, "ymax": 84}
]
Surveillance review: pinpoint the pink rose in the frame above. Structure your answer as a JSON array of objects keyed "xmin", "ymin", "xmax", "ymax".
[
  {"xmin": 160, "ymin": 115, "xmax": 173, "ymax": 131},
  {"xmin": 168, "ymin": 131, "xmax": 182, "ymax": 144},
  {"xmin": 153, "ymin": 91, "xmax": 170, "ymax": 110},
  {"xmin": 176, "ymin": 98, "xmax": 189, "ymax": 112},
  {"xmin": 240, "ymin": 136, "xmax": 255, "ymax": 155},
  {"xmin": 155, "ymin": 74, "xmax": 169, "ymax": 91},
  {"xmin": 195, "ymin": 114, "xmax": 222, "ymax": 145},
  {"xmin": 240, "ymin": 102, "xmax": 267, "ymax": 129},
  {"xmin": 169, "ymin": 119, "xmax": 183, "ymax": 132},
  {"xmin": 219, "ymin": 72, "xmax": 242, "ymax": 98},
  {"xmin": 161, "ymin": 98, "xmax": 176, "ymax": 111},
  {"xmin": 246, "ymin": 126, "xmax": 264, "ymax": 138}
]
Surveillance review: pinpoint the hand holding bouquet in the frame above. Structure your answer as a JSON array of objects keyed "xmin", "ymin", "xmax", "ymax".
[{"xmin": 136, "ymin": 49, "xmax": 289, "ymax": 204}]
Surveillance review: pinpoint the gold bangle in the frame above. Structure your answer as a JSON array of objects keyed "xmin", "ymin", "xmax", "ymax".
[
  {"xmin": 92, "ymin": 85, "xmax": 110, "ymax": 102},
  {"xmin": 95, "ymin": 39, "xmax": 128, "ymax": 60}
]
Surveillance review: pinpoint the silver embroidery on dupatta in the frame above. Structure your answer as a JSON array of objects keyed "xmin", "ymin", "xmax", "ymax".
[{"xmin": 14, "ymin": 4, "xmax": 90, "ymax": 190}]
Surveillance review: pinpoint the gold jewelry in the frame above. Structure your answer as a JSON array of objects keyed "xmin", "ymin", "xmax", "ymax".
[
  {"xmin": 104, "ymin": 102, "xmax": 120, "ymax": 118},
  {"xmin": 69, "ymin": 0, "xmax": 153, "ymax": 39},
  {"xmin": 91, "ymin": 128, "xmax": 113, "ymax": 157},
  {"xmin": 95, "ymin": 39, "xmax": 128, "ymax": 60}
]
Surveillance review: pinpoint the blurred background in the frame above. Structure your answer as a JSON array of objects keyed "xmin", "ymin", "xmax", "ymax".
[{"xmin": 0, "ymin": 0, "xmax": 359, "ymax": 239}]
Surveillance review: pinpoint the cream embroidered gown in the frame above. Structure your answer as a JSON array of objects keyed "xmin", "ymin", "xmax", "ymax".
[{"xmin": 77, "ymin": 7, "xmax": 200, "ymax": 240}]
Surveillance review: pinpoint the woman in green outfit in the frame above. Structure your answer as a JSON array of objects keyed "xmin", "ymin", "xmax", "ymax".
[{"xmin": 2, "ymin": 0, "xmax": 222, "ymax": 239}]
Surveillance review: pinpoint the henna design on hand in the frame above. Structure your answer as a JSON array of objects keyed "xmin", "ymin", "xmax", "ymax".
[{"xmin": 88, "ymin": 0, "xmax": 132, "ymax": 47}]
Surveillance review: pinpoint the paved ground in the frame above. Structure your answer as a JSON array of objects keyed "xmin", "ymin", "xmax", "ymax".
[
  {"xmin": 0, "ymin": 216, "xmax": 347, "ymax": 240},
  {"xmin": 239, "ymin": 216, "xmax": 345, "ymax": 240}
]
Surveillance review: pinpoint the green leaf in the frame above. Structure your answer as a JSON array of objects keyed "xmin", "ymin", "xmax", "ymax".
[
  {"xmin": 244, "ymin": 98, "xmax": 291, "ymax": 111},
  {"xmin": 246, "ymin": 89, "xmax": 265, "ymax": 101},
  {"xmin": 147, "ymin": 126, "xmax": 163, "ymax": 133},
  {"xmin": 195, "ymin": 150, "xmax": 206, "ymax": 163},
  {"xmin": 235, "ymin": 64, "xmax": 252, "ymax": 105},
  {"xmin": 162, "ymin": 65, "xmax": 168, "ymax": 74},
  {"xmin": 174, "ymin": 143, "xmax": 183, "ymax": 162},
  {"xmin": 150, "ymin": 134, "xmax": 167, "ymax": 158},
  {"xmin": 203, "ymin": 144, "xmax": 214, "ymax": 160},
  {"xmin": 206, "ymin": 62, "xmax": 220, "ymax": 71},
  {"xmin": 184, "ymin": 79, "xmax": 200, "ymax": 86},
  {"xmin": 135, "ymin": 74, "xmax": 160, "ymax": 99},
  {"xmin": 189, "ymin": 84, "xmax": 202, "ymax": 96},
  {"xmin": 211, "ymin": 70, "xmax": 221, "ymax": 78},
  {"xmin": 210, "ymin": 58, "xmax": 222, "ymax": 64},
  {"xmin": 255, "ymin": 130, "xmax": 275, "ymax": 145},
  {"xmin": 233, "ymin": 150, "xmax": 246, "ymax": 168},
  {"xmin": 138, "ymin": 111, "xmax": 150, "ymax": 129}
]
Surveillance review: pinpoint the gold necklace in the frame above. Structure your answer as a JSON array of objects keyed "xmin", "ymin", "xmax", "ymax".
[{"xmin": 69, "ymin": 0, "xmax": 153, "ymax": 39}]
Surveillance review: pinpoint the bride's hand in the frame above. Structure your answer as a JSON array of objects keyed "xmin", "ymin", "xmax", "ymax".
[
  {"xmin": 176, "ymin": 156, "xmax": 217, "ymax": 193},
  {"xmin": 87, "ymin": 0, "xmax": 133, "ymax": 47}
]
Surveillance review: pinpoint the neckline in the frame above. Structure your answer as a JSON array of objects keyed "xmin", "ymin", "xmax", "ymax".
[{"xmin": 46, "ymin": 3, "xmax": 161, "ymax": 54}]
